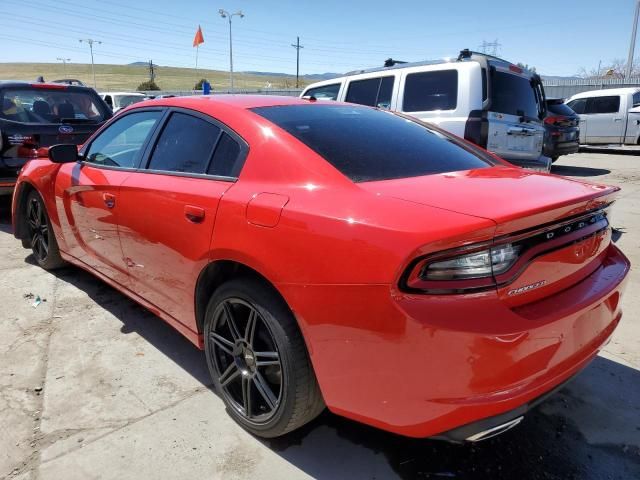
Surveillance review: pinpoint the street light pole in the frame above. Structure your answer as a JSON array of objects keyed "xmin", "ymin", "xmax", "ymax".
[
  {"xmin": 626, "ymin": 0, "xmax": 640, "ymax": 79},
  {"xmin": 56, "ymin": 57, "xmax": 71, "ymax": 75},
  {"xmin": 219, "ymin": 9, "xmax": 244, "ymax": 92},
  {"xmin": 79, "ymin": 38, "xmax": 102, "ymax": 88}
]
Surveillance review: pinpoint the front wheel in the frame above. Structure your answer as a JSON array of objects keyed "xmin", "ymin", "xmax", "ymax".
[
  {"xmin": 204, "ymin": 278, "xmax": 324, "ymax": 438},
  {"xmin": 25, "ymin": 191, "xmax": 66, "ymax": 270}
]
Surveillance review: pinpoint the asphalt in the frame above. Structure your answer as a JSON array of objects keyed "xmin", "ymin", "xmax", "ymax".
[{"xmin": 1, "ymin": 151, "xmax": 639, "ymax": 480}]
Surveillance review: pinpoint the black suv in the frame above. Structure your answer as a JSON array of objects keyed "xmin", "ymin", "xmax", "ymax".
[
  {"xmin": 0, "ymin": 81, "xmax": 112, "ymax": 194},
  {"xmin": 543, "ymin": 98, "xmax": 580, "ymax": 163}
]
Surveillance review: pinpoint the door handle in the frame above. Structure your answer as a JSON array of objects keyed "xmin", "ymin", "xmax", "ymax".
[
  {"xmin": 613, "ymin": 117, "xmax": 623, "ymax": 122},
  {"xmin": 102, "ymin": 193, "xmax": 116, "ymax": 209},
  {"xmin": 184, "ymin": 205, "xmax": 205, "ymax": 223}
]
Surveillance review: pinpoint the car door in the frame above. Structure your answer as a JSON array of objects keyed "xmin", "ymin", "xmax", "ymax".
[
  {"xmin": 117, "ymin": 109, "xmax": 246, "ymax": 329},
  {"xmin": 566, "ymin": 98, "xmax": 587, "ymax": 143},
  {"xmin": 56, "ymin": 109, "xmax": 164, "ymax": 284},
  {"xmin": 583, "ymin": 96, "xmax": 623, "ymax": 144}
]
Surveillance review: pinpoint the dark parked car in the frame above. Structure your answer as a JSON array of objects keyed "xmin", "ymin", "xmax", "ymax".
[
  {"xmin": 0, "ymin": 81, "xmax": 112, "ymax": 194},
  {"xmin": 543, "ymin": 98, "xmax": 580, "ymax": 162}
]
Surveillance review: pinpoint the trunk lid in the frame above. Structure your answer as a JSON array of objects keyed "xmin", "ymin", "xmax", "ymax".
[{"xmin": 362, "ymin": 166, "xmax": 619, "ymax": 305}]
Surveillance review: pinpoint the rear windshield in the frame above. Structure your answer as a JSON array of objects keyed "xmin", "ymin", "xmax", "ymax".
[
  {"xmin": 546, "ymin": 101, "xmax": 575, "ymax": 116},
  {"xmin": 252, "ymin": 104, "xmax": 491, "ymax": 182},
  {"xmin": 0, "ymin": 88, "xmax": 108, "ymax": 124},
  {"xmin": 490, "ymin": 71, "xmax": 540, "ymax": 119},
  {"xmin": 116, "ymin": 95, "xmax": 145, "ymax": 109}
]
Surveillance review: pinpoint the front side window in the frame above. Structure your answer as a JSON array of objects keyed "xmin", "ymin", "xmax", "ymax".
[
  {"xmin": 633, "ymin": 91, "xmax": 640, "ymax": 107},
  {"xmin": 304, "ymin": 84, "xmax": 340, "ymax": 100},
  {"xmin": 345, "ymin": 76, "xmax": 394, "ymax": 109},
  {"xmin": 567, "ymin": 98, "xmax": 586, "ymax": 114},
  {"xmin": 252, "ymin": 104, "xmax": 491, "ymax": 183},
  {"xmin": 490, "ymin": 71, "xmax": 540, "ymax": 118},
  {"xmin": 403, "ymin": 70, "xmax": 458, "ymax": 112},
  {"xmin": 85, "ymin": 111, "xmax": 161, "ymax": 168},
  {"xmin": 585, "ymin": 96, "xmax": 620, "ymax": 114},
  {"xmin": 147, "ymin": 112, "xmax": 221, "ymax": 174},
  {"xmin": 0, "ymin": 88, "xmax": 109, "ymax": 124}
]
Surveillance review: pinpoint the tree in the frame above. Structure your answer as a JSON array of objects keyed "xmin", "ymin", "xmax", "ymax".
[
  {"xmin": 517, "ymin": 62, "xmax": 536, "ymax": 73},
  {"xmin": 578, "ymin": 58, "xmax": 640, "ymax": 78},
  {"xmin": 137, "ymin": 80, "xmax": 160, "ymax": 91},
  {"xmin": 194, "ymin": 78, "xmax": 209, "ymax": 90}
]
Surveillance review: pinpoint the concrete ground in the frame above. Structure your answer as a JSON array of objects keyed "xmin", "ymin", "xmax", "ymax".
[{"xmin": 1, "ymin": 151, "xmax": 639, "ymax": 480}]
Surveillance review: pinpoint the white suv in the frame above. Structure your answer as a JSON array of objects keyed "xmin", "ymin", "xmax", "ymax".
[{"xmin": 301, "ymin": 50, "xmax": 550, "ymax": 171}]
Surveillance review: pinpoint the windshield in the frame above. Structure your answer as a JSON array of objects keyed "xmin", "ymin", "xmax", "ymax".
[
  {"xmin": 252, "ymin": 104, "xmax": 491, "ymax": 182},
  {"xmin": 490, "ymin": 71, "xmax": 541, "ymax": 119},
  {"xmin": 0, "ymin": 88, "xmax": 108, "ymax": 124},
  {"xmin": 116, "ymin": 95, "xmax": 145, "ymax": 109}
]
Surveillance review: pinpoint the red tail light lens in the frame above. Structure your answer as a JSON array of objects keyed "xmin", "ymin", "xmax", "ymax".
[{"xmin": 544, "ymin": 115, "xmax": 567, "ymax": 126}]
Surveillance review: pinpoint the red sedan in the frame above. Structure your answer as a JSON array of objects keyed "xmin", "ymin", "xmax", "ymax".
[{"xmin": 12, "ymin": 95, "xmax": 630, "ymax": 441}]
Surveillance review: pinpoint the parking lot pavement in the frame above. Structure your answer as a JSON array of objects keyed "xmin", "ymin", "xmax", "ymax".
[{"xmin": 1, "ymin": 151, "xmax": 639, "ymax": 480}]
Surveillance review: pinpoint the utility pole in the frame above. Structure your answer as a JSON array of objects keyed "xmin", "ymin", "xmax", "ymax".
[
  {"xmin": 291, "ymin": 36, "xmax": 304, "ymax": 88},
  {"xmin": 626, "ymin": 0, "xmax": 640, "ymax": 79},
  {"xmin": 148, "ymin": 59, "xmax": 156, "ymax": 82},
  {"xmin": 479, "ymin": 39, "xmax": 501, "ymax": 56},
  {"xmin": 219, "ymin": 9, "xmax": 244, "ymax": 92},
  {"xmin": 56, "ymin": 57, "xmax": 71, "ymax": 75},
  {"xmin": 79, "ymin": 38, "xmax": 102, "ymax": 88}
]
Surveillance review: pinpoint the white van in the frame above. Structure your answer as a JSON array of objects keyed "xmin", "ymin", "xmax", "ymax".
[
  {"xmin": 99, "ymin": 92, "xmax": 146, "ymax": 113},
  {"xmin": 301, "ymin": 50, "xmax": 550, "ymax": 171},
  {"xmin": 565, "ymin": 87, "xmax": 640, "ymax": 145}
]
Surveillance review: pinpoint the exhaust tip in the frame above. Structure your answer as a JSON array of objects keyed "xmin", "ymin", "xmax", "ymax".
[{"xmin": 465, "ymin": 416, "xmax": 524, "ymax": 442}]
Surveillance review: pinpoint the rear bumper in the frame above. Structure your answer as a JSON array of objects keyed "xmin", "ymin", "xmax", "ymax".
[
  {"xmin": 0, "ymin": 178, "xmax": 16, "ymax": 195},
  {"xmin": 280, "ymin": 244, "xmax": 630, "ymax": 438},
  {"xmin": 545, "ymin": 139, "xmax": 580, "ymax": 158}
]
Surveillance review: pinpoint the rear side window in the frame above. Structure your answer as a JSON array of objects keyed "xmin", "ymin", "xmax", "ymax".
[
  {"xmin": 252, "ymin": 104, "xmax": 490, "ymax": 182},
  {"xmin": 585, "ymin": 96, "xmax": 620, "ymax": 114},
  {"xmin": 633, "ymin": 91, "xmax": 640, "ymax": 107},
  {"xmin": 85, "ymin": 111, "xmax": 162, "ymax": 168},
  {"xmin": 0, "ymin": 87, "xmax": 108, "ymax": 124},
  {"xmin": 402, "ymin": 70, "xmax": 458, "ymax": 112},
  {"xmin": 148, "ymin": 112, "xmax": 220, "ymax": 174},
  {"xmin": 208, "ymin": 133, "xmax": 241, "ymax": 177},
  {"xmin": 345, "ymin": 76, "xmax": 394, "ymax": 109},
  {"xmin": 567, "ymin": 98, "xmax": 586, "ymax": 114},
  {"xmin": 304, "ymin": 84, "xmax": 340, "ymax": 100}
]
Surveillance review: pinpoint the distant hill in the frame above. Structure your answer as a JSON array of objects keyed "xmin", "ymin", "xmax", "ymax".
[
  {"xmin": 0, "ymin": 62, "xmax": 312, "ymax": 91},
  {"xmin": 241, "ymin": 71, "xmax": 342, "ymax": 80}
]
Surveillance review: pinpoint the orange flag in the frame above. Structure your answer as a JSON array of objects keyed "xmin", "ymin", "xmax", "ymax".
[{"xmin": 193, "ymin": 25, "xmax": 204, "ymax": 47}]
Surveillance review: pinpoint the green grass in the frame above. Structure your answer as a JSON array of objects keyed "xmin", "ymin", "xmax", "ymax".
[{"xmin": 0, "ymin": 63, "xmax": 311, "ymax": 91}]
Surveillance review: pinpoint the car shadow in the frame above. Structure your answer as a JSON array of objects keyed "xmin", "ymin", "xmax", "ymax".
[
  {"xmin": 551, "ymin": 164, "xmax": 611, "ymax": 177},
  {"xmin": 580, "ymin": 146, "xmax": 640, "ymax": 156},
  {"xmin": 1, "ymin": 201, "xmax": 639, "ymax": 480}
]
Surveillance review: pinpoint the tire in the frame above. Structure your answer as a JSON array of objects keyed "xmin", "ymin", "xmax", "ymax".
[
  {"xmin": 25, "ymin": 190, "xmax": 66, "ymax": 270},
  {"xmin": 204, "ymin": 277, "xmax": 324, "ymax": 438}
]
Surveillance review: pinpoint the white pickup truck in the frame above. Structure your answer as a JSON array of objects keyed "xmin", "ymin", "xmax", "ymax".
[{"xmin": 566, "ymin": 87, "xmax": 640, "ymax": 145}]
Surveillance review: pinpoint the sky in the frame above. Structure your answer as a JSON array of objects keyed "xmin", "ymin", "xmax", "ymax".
[{"xmin": 0, "ymin": 0, "xmax": 636, "ymax": 77}]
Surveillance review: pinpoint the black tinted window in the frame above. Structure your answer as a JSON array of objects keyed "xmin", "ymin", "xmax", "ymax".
[
  {"xmin": 304, "ymin": 84, "xmax": 340, "ymax": 100},
  {"xmin": 148, "ymin": 112, "xmax": 220, "ymax": 173},
  {"xmin": 586, "ymin": 96, "xmax": 620, "ymax": 114},
  {"xmin": 86, "ymin": 111, "xmax": 161, "ymax": 168},
  {"xmin": 403, "ymin": 70, "xmax": 458, "ymax": 112},
  {"xmin": 546, "ymin": 101, "xmax": 576, "ymax": 116},
  {"xmin": 490, "ymin": 71, "xmax": 540, "ymax": 118},
  {"xmin": 345, "ymin": 76, "xmax": 394, "ymax": 109},
  {"xmin": 567, "ymin": 99, "xmax": 586, "ymax": 114},
  {"xmin": 633, "ymin": 91, "xmax": 640, "ymax": 107},
  {"xmin": 252, "ymin": 104, "xmax": 490, "ymax": 182},
  {"xmin": 208, "ymin": 133, "xmax": 241, "ymax": 177}
]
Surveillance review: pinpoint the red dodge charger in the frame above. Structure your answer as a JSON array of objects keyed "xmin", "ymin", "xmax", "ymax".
[{"xmin": 12, "ymin": 95, "xmax": 629, "ymax": 441}]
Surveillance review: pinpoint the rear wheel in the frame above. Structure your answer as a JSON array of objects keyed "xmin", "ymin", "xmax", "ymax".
[
  {"xmin": 25, "ymin": 191, "xmax": 65, "ymax": 270},
  {"xmin": 204, "ymin": 277, "xmax": 324, "ymax": 438}
]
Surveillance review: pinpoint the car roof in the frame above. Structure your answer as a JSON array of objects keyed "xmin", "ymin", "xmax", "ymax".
[
  {"xmin": 0, "ymin": 80, "xmax": 97, "ymax": 93},
  {"xmin": 100, "ymin": 91, "xmax": 146, "ymax": 96},
  {"xmin": 569, "ymin": 87, "xmax": 640, "ymax": 100},
  {"xmin": 131, "ymin": 94, "xmax": 319, "ymax": 111}
]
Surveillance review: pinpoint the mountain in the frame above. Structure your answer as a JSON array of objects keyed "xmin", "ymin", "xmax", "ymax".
[{"xmin": 241, "ymin": 71, "xmax": 342, "ymax": 80}]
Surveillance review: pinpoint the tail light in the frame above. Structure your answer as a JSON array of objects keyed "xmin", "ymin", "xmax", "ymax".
[
  {"xmin": 544, "ymin": 115, "xmax": 567, "ymax": 126},
  {"xmin": 401, "ymin": 207, "xmax": 612, "ymax": 294}
]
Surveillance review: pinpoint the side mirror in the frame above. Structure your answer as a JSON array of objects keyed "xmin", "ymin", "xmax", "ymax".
[{"xmin": 48, "ymin": 144, "xmax": 79, "ymax": 163}]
